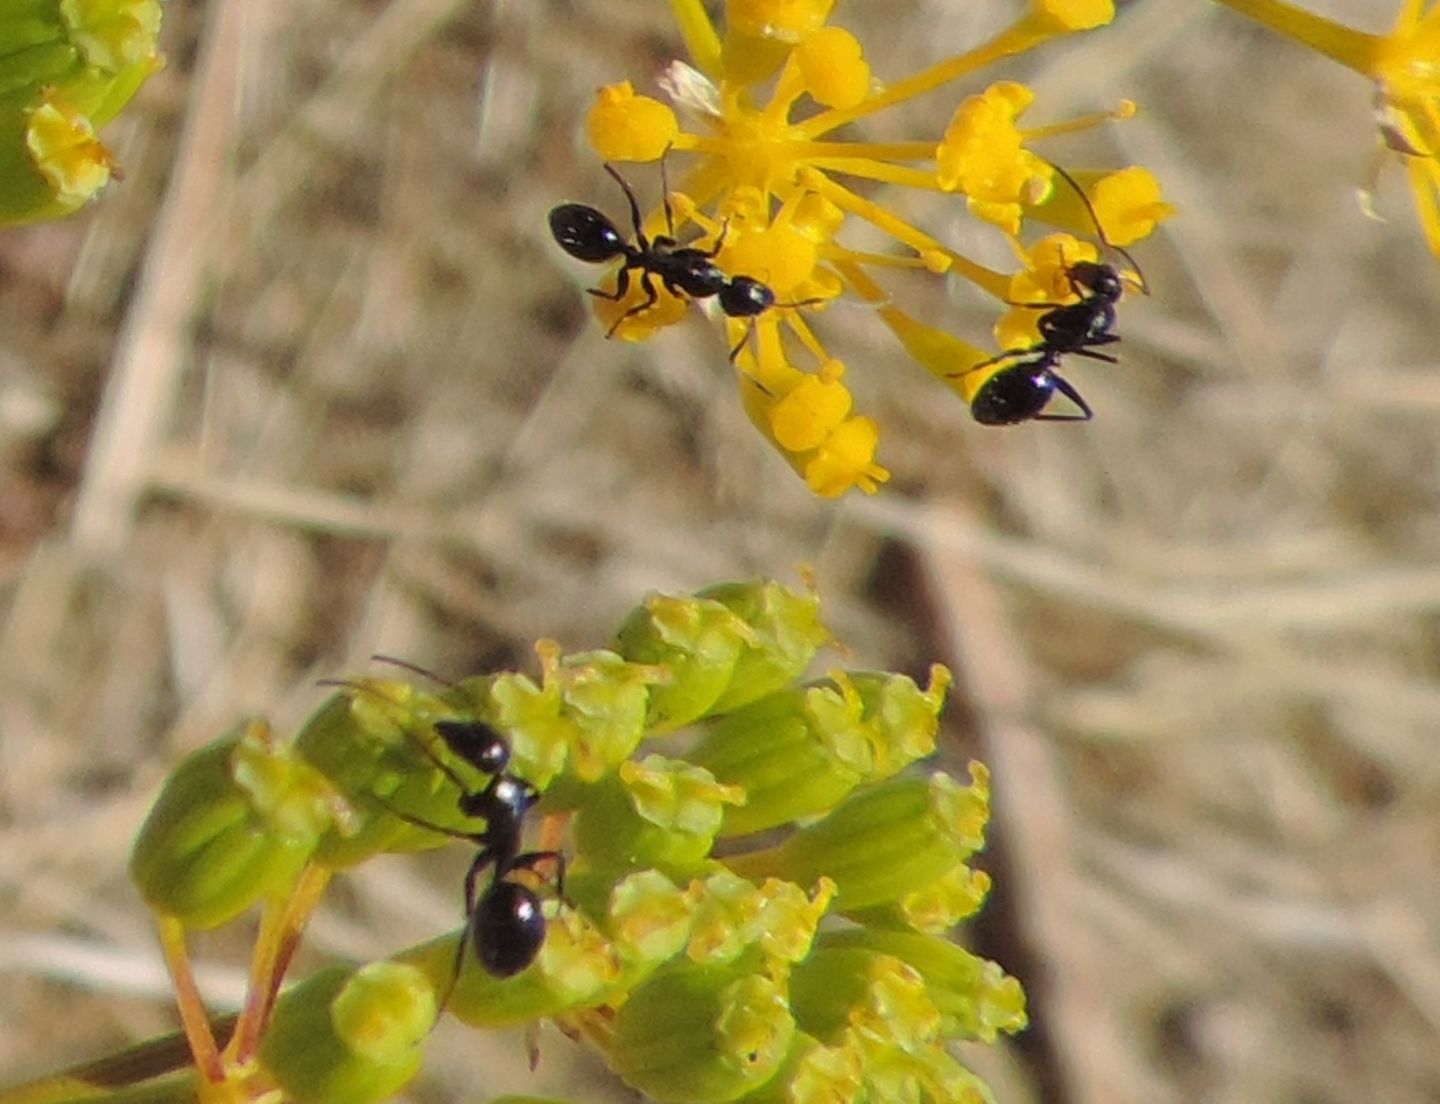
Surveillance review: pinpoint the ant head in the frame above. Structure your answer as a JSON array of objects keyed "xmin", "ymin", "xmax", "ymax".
[
  {"xmin": 549, "ymin": 204, "xmax": 627, "ymax": 263},
  {"xmin": 1068, "ymin": 260, "xmax": 1124, "ymax": 301},
  {"xmin": 1046, "ymin": 161, "xmax": 1150, "ymax": 296},
  {"xmin": 434, "ymin": 719, "xmax": 511, "ymax": 775},
  {"xmin": 719, "ymin": 275, "xmax": 775, "ymax": 318}
]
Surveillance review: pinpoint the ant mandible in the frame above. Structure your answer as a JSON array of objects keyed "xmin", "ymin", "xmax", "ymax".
[
  {"xmin": 389, "ymin": 718, "xmax": 566, "ymax": 994},
  {"xmin": 954, "ymin": 161, "xmax": 1150, "ymax": 426},
  {"xmin": 548, "ymin": 159, "xmax": 812, "ymax": 360}
]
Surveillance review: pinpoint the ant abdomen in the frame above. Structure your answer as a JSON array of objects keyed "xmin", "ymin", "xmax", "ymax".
[{"xmin": 549, "ymin": 204, "xmax": 626, "ymax": 263}]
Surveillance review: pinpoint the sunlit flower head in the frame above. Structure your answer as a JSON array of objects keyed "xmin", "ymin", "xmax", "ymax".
[
  {"xmin": 1211, "ymin": 0, "xmax": 1440, "ymax": 258},
  {"xmin": 563, "ymin": 0, "xmax": 1172, "ymax": 493}
]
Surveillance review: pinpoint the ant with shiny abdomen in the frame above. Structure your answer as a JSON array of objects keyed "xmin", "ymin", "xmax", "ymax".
[
  {"xmin": 396, "ymin": 718, "xmax": 565, "ymax": 991},
  {"xmin": 549, "ymin": 159, "xmax": 818, "ymax": 360},
  {"xmin": 953, "ymin": 161, "xmax": 1150, "ymax": 426}
]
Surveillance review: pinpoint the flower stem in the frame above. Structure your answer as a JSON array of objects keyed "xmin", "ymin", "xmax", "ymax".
[
  {"xmin": 156, "ymin": 917, "xmax": 224, "ymax": 1084},
  {"xmin": 1209, "ymin": 0, "xmax": 1384, "ymax": 74},
  {"xmin": 668, "ymin": 0, "xmax": 723, "ymax": 77},
  {"xmin": 797, "ymin": 23, "xmax": 1052, "ymax": 140}
]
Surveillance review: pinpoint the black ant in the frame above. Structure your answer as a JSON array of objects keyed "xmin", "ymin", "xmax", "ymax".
[
  {"xmin": 549, "ymin": 159, "xmax": 816, "ymax": 360},
  {"xmin": 378, "ymin": 714, "xmax": 566, "ymax": 995},
  {"xmin": 953, "ymin": 161, "xmax": 1150, "ymax": 426}
]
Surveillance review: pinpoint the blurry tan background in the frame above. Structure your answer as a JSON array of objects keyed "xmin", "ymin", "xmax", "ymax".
[{"xmin": 2, "ymin": 1, "xmax": 1437, "ymax": 1101}]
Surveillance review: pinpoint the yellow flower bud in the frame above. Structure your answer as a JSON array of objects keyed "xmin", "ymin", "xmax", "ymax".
[{"xmin": 586, "ymin": 81, "xmax": 679, "ymax": 163}]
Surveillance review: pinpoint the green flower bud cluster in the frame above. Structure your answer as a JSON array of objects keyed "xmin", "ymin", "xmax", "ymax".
[
  {"xmin": 0, "ymin": 0, "xmax": 162, "ymax": 224},
  {"xmin": 124, "ymin": 580, "xmax": 1025, "ymax": 1104}
]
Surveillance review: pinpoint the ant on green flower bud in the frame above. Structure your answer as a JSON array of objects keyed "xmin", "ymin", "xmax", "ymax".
[{"xmin": 326, "ymin": 665, "xmax": 567, "ymax": 1000}]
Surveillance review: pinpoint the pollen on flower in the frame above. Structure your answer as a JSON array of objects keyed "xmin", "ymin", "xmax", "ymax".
[
  {"xmin": 1089, "ymin": 167, "xmax": 1176, "ymax": 245},
  {"xmin": 563, "ymin": 0, "xmax": 1170, "ymax": 493},
  {"xmin": 769, "ymin": 371, "xmax": 853, "ymax": 452},
  {"xmin": 727, "ymin": 0, "xmax": 838, "ymax": 43},
  {"xmin": 804, "ymin": 416, "xmax": 889, "ymax": 498},
  {"xmin": 794, "ymin": 27, "xmax": 872, "ymax": 109},
  {"xmin": 586, "ymin": 82, "xmax": 680, "ymax": 163},
  {"xmin": 1031, "ymin": 0, "xmax": 1116, "ymax": 33},
  {"xmin": 936, "ymin": 82, "xmax": 1053, "ymax": 234},
  {"xmin": 26, "ymin": 98, "xmax": 116, "ymax": 209},
  {"xmin": 992, "ymin": 233, "xmax": 1099, "ymax": 350}
]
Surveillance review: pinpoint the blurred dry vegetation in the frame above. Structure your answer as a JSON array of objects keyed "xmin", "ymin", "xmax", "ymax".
[{"xmin": 1, "ymin": 0, "xmax": 1438, "ymax": 1101}]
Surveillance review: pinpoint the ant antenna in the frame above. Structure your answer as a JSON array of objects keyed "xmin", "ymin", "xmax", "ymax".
[
  {"xmin": 603, "ymin": 162, "xmax": 649, "ymax": 248},
  {"xmin": 315, "ymin": 676, "xmax": 473, "ymax": 794},
  {"xmin": 369, "ymin": 654, "xmax": 459, "ymax": 690},
  {"xmin": 658, "ymin": 142, "xmax": 678, "ymax": 239},
  {"xmin": 1047, "ymin": 161, "xmax": 1149, "ymax": 295}
]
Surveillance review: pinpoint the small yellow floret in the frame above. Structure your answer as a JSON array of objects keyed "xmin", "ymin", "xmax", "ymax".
[
  {"xmin": 60, "ymin": 0, "xmax": 163, "ymax": 71},
  {"xmin": 794, "ymin": 27, "xmax": 871, "ymax": 109},
  {"xmin": 1091, "ymin": 167, "xmax": 1175, "ymax": 246},
  {"xmin": 993, "ymin": 233, "xmax": 1096, "ymax": 350},
  {"xmin": 590, "ymin": 273, "xmax": 690, "ymax": 343},
  {"xmin": 769, "ymin": 369, "xmax": 852, "ymax": 452},
  {"xmin": 725, "ymin": 222, "xmax": 820, "ymax": 293},
  {"xmin": 587, "ymin": 82, "xmax": 680, "ymax": 163},
  {"xmin": 804, "ymin": 415, "xmax": 889, "ymax": 498},
  {"xmin": 1030, "ymin": 0, "xmax": 1116, "ymax": 33},
  {"xmin": 936, "ymin": 82, "xmax": 1051, "ymax": 235},
  {"xmin": 26, "ymin": 98, "xmax": 115, "ymax": 209},
  {"xmin": 727, "ymin": 0, "xmax": 836, "ymax": 42}
]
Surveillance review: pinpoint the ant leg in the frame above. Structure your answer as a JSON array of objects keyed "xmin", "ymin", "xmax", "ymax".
[
  {"xmin": 727, "ymin": 321, "xmax": 755, "ymax": 363},
  {"xmin": 700, "ymin": 219, "xmax": 730, "ymax": 259},
  {"xmin": 1071, "ymin": 347, "xmax": 1119, "ymax": 364},
  {"xmin": 603, "ymin": 162, "xmax": 649, "ymax": 250},
  {"xmin": 436, "ymin": 848, "xmax": 499, "ymax": 1017},
  {"xmin": 944, "ymin": 348, "xmax": 1023, "ymax": 379},
  {"xmin": 607, "ymin": 272, "xmax": 660, "ymax": 336},
  {"xmin": 587, "ymin": 259, "xmax": 635, "ymax": 303},
  {"xmin": 510, "ymin": 850, "xmax": 570, "ymax": 905},
  {"xmin": 1034, "ymin": 375, "xmax": 1093, "ymax": 421},
  {"xmin": 378, "ymin": 801, "xmax": 484, "ymax": 845}
]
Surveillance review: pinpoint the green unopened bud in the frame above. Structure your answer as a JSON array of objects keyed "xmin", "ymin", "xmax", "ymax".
[
  {"xmin": 738, "ymin": 1032, "xmax": 864, "ymax": 1104},
  {"xmin": 788, "ymin": 947, "xmax": 939, "ymax": 1048},
  {"xmin": 59, "ymin": 0, "xmax": 163, "ymax": 74},
  {"xmin": 695, "ymin": 580, "xmax": 829, "ymax": 714},
  {"xmin": 611, "ymin": 963, "xmax": 794, "ymax": 1104},
  {"xmin": 846, "ymin": 861, "xmax": 992, "ymax": 933},
  {"xmin": 572, "ymin": 756, "xmax": 744, "ymax": 873},
  {"xmin": 0, "ymin": 0, "xmax": 161, "ymax": 225},
  {"xmin": 615, "ymin": 592, "xmax": 754, "ymax": 733},
  {"xmin": 260, "ymin": 962, "xmax": 432, "ymax": 1104},
  {"xmin": 480, "ymin": 642, "xmax": 659, "ymax": 793},
  {"xmin": 130, "ymin": 721, "xmax": 346, "ymax": 929},
  {"xmin": 691, "ymin": 666, "xmax": 949, "ymax": 837},
  {"xmin": 295, "ymin": 687, "xmax": 488, "ymax": 868},
  {"xmin": 727, "ymin": 765, "xmax": 990, "ymax": 911},
  {"xmin": 606, "ymin": 869, "xmax": 695, "ymax": 968},
  {"xmin": 685, "ymin": 874, "xmax": 833, "ymax": 967},
  {"xmin": 398, "ymin": 905, "xmax": 620, "ymax": 1028},
  {"xmin": 816, "ymin": 929, "xmax": 1027, "ymax": 1041}
]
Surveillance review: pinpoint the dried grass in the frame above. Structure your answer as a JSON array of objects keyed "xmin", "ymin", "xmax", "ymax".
[{"xmin": 1, "ymin": 1, "xmax": 1436, "ymax": 1101}]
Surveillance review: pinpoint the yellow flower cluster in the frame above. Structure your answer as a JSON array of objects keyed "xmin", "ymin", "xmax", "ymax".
[
  {"xmin": 1212, "ymin": 0, "xmax": 1440, "ymax": 258},
  {"xmin": 571, "ymin": 0, "xmax": 1174, "ymax": 497}
]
